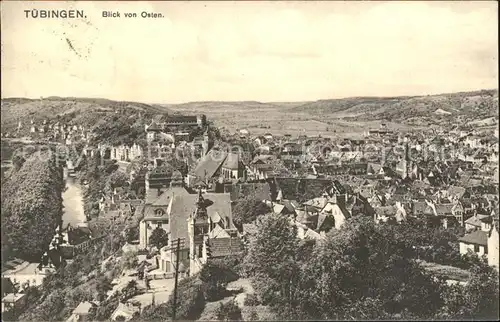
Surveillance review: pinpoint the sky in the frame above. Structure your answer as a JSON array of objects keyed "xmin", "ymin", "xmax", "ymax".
[{"xmin": 1, "ymin": 1, "xmax": 498, "ymax": 103}]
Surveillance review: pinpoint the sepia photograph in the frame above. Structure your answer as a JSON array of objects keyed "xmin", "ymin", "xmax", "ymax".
[{"xmin": 0, "ymin": 1, "xmax": 499, "ymax": 321}]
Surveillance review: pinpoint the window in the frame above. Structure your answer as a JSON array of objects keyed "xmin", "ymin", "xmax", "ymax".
[
  {"xmin": 474, "ymin": 244, "xmax": 480, "ymax": 253},
  {"xmin": 155, "ymin": 208, "xmax": 165, "ymax": 217},
  {"xmin": 484, "ymin": 246, "xmax": 488, "ymax": 254},
  {"xmin": 198, "ymin": 245, "xmax": 203, "ymax": 258}
]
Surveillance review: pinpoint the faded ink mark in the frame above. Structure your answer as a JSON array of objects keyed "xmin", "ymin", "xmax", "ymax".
[{"xmin": 65, "ymin": 38, "xmax": 81, "ymax": 58}]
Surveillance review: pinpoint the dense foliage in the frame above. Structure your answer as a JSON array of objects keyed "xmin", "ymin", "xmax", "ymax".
[
  {"xmin": 242, "ymin": 214, "xmax": 499, "ymax": 320},
  {"xmin": 125, "ymin": 226, "xmax": 140, "ymax": 244},
  {"xmin": 383, "ymin": 217, "xmax": 480, "ymax": 269},
  {"xmin": 1, "ymin": 151, "xmax": 64, "ymax": 263},
  {"xmin": 90, "ymin": 113, "xmax": 148, "ymax": 148},
  {"xmin": 437, "ymin": 262, "xmax": 499, "ymax": 320},
  {"xmin": 232, "ymin": 197, "xmax": 271, "ymax": 229},
  {"xmin": 215, "ymin": 299, "xmax": 243, "ymax": 321}
]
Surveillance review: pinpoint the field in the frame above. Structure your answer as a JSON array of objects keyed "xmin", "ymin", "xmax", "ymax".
[{"xmin": 164, "ymin": 102, "xmax": 424, "ymax": 138}]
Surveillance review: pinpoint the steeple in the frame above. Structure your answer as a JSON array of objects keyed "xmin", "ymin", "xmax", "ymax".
[{"xmin": 195, "ymin": 188, "xmax": 208, "ymax": 219}]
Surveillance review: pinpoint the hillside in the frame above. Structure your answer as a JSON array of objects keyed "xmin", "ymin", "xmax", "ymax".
[
  {"xmin": 289, "ymin": 89, "xmax": 499, "ymax": 127},
  {"xmin": 0, "ymin": 97, "xmax": 171, "ymax": 132},
  {"xmin": 2, "ymin": 90, "xmax": 498, "ymax": 137}
]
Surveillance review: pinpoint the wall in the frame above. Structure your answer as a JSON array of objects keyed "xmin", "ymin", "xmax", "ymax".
[
  {"xmin": 488, "ymin": 228, "xmax": 499, "ymax": 269},
  {"xmin": 139, "ymin": 219, "xmax": 170, "ymax": 249},
  {"xmin": 459, "ymin": 242, "xmax": 486, "ymax": 256}
]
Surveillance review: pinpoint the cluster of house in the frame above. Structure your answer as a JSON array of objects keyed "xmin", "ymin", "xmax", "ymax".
[
  {"xmin": 2, "ymin": 114, "xmax": 499, "ymax": 319},
  {"xmin": 173, "ymin": 126, "xmax": 499, "ymax": 267},
  {"xmin": 1, "ymin": 258, "xmax": 56, "ymax": 318},
  {"xmin": 12, "ymin": 119, "xmax": 91, "ymax": 144},
  {"xmin": 1, "ymin": 219, "xmax": 98, "ymax": 317}
]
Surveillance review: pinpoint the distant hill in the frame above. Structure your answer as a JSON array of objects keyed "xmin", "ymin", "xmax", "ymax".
[
  {"xmin": 158, "ymin": 100, "xmax": 299, "ymax": 113},
  {"xmin": 0, "ymin": 97, "xmax": 171, "ymax": 132},
  {"xmin": 2, "ymin": 89, "xmax": 498, "ymax": 135},
  {"xmin": 288, "ymin": 89, "xmax": 499, "ymax": 126}
]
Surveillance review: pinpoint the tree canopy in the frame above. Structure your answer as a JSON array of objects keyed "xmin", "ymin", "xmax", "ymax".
[
  {"xmin": 242, "ymin": 214, "xmax": 459, "ymax": 320},
  {"xmin": 232, "ymin": 197, "xmax": 271, "ymax": 229},
  {"xmin": 1, "ymin": 151, "xmax": 64, "ymax": 263},
  {"xmin": 149, "ymin": 227, "xmax": 169, "ymax": 250}
]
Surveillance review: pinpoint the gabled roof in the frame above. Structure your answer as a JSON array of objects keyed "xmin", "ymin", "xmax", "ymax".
[
  {"xmin": 465, "ymin": 214, "xmax": 490, "ymax": 227},
  {"xmin": 170, "ymin": 193, "xmax": 232, "ymax": 244},
  {"xmin": 303, "ymin": 228, "xmax": 323, "ymax": 240},
  {"xmin": 316, "ymin": 213, "xmax": 327, "ymax": 230},
  {"xmin": 151, "ymin": 187, "xmax": 188, "ymax": 206},
  {"xmin": 192, "ymin": 150, "xmax": 227, "ymax": 181},
  {"xmin": 222, "ymin": 152, "xmax": 240, "ymax": 170},
  {"xmin": 225, "ymin": 182, "xmax": 272, "ymax": 202},
  {"xmin": 208, "ymin": 224, "xmax": 231, "ymax": 239},
  {"xmin": 435, "ymin": 203, "xmax": 455, "ymax": 216},
  {"xmin": 459, "ymin": 230, "xmax": 488, "ymax": 246},
  {"xmin": 304, "ymin": 196, "xmax": 329, "ymax": 210},
  {"xmin": 413, "ymin": 201, "xmax": 435, "ymax": 216},
  {"xmin": 273, "ymin": 203, "xmax": 285, "ymax": 214},
  {"xmin": 209, "ymin": 211, "xmax": 222, "ymax": 223},
  {"xmin": 282, "ymin": 200, "xmax": 299, "ymax": 213}
]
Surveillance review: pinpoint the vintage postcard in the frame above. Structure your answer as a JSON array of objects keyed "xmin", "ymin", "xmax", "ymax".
[{"xmin": 1, "ymin": 1, "xmax": 498, "ymax": 321}]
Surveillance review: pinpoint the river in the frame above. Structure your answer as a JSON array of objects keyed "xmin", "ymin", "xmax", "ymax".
[{"xmin": 62, "ymin": 169, "xmax": 86, "ymax": 229}]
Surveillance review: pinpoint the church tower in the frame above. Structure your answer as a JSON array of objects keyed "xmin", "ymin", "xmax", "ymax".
[{"xmin": 188, "ymin": 189, "xmax": 210, "ymax": 275}]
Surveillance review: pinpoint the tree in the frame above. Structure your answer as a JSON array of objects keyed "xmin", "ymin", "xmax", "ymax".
[
  {"xmin": 200, "ymin": 259, "xmax": 239, "ymax": 301},
  {"xmin": 105, "ymin": 170, "xmax": 129, "ymax": 194},
  {"xmin": 232, "ymin": 197, "xmax": 271, "ymax": 229},
  {"xmin": 296, "ymin": 217, "xmax": 445, "ymax": 320},
  {"xmin": 95, "ymin": 276, "xmax": 113, "ymax": 302},
  {"xmin": 1, "ymin": 152, "xmax": 64, "ymax": 262},
  {"xmin": 242, "ymin": 213, "xmax": 303, "ymax": 315},
  {"xmin": 439, "ymin": 262, "xmax": 499, "ymax": 320},
  {"xmin": 125, "ymin": 226, "xmax": 140, "ymax": 243},
  {"xmin": 149, "ymin": 227, "xmax": 169, "ymax": 250},
  {"xmin": 243, "ymin": 215, "xmax": 447, "ymax": 320}
]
